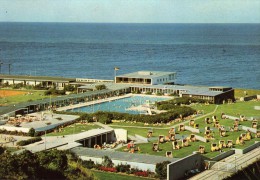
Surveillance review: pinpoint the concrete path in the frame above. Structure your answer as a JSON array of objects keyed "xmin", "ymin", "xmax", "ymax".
[{"xmin": 189, "ymin": 147, "xmax": 260, "ymax": 180}]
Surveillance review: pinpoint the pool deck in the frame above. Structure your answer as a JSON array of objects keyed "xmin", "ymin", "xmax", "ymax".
[
  {"xmin": 56, "ymin": 94, "xmax": 133, "ymax": 111},
  {"xmin": 56, "ymin": 93, "xmax": 171, "ymax": 112}
]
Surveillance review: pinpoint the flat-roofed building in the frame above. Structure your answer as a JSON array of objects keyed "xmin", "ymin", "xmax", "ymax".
[
  {"xmin": 0, "ymin": 74, "xmax": 75, "ymax": 90},
  {"xmin": 115, "ymin": 71, "xmax": 176, "ymax": 85}
]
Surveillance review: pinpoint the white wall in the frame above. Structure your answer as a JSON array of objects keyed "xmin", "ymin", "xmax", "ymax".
[
  {"xmin": 114, "ymin": 129, "xmax": 128, "ymax": 142},
  {"xmin": 80, "ymin": 156, "xmax": 156, "ymax": 172}
]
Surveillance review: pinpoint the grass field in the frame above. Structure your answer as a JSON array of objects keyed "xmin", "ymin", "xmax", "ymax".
[
  {"xmin": 46, "ymin": 123, "xmax": 101, "ymax": 136},
  {"xmin": 0, "ymin": 89, "xmax": 48, "ymax": 105},
  {"xmin": 93, "ymin": 170, "xmax": 155, "ymax": 180}
]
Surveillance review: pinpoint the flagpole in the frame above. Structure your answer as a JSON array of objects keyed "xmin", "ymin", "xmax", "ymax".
[{"xmin": 114, "ymin": 67, "xmax": 119, "ymax": 83}]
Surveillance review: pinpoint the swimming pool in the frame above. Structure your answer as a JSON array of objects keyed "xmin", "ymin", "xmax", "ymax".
[{"xmin": 67, "ymin": 95, "xmax": 171, "ymax": 114}]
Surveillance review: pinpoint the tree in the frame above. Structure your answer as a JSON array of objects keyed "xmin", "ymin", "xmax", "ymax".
[
  {"xmin": 28, "ymin": 128, "xmax": 35, "ymax": 137},
  {"xmin": 155, "ymin": 161, "xmax": 171, "ymax": 179},
  {"xmin": 95, "ymin": 84, "xmax": 106, "ymax": 90},
  {"xmin": 102, "ymin": 156, "xmax": 113, "ymax": 167}
]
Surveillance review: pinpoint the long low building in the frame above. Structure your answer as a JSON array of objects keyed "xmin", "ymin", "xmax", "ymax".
[{"xmin": 0, "ymin": 74, "xmax": 75, "ymax": 90}]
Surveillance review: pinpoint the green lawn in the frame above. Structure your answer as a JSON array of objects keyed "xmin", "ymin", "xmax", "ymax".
[
  {"xmin": 0, "ymin": 89, "xmax": 48, "ymax": 105},
  {"xmin": 46, "ymin": 123, "xmax": 101, "ymax": 136},
  {"xmin": 116, "ymin": 101, "xmax": 260, "ymax": 159},
  {"xmin": 235, "ymin": 89, "xmax": 260, "ymax": 99},
  {"xmin": 93, "ymin": 170, "xmax": 155, "ymax": 180}
]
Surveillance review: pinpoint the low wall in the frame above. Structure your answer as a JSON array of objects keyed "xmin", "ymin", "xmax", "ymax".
[
  {"xmin": 185, "ymin": 126, "xmax": 200, "ymax": 133},
  {"xmin": 135, "ymin": 134, "xmax": 148, "ymax": 143},
  {"xmin": 234, "ymin": 141, "xmax": 260, "ymax": 155},
  {"xmin": 240, "ymin": 95, "xmax": 257, "ymax": 101},
  {"xmin": 167, "ymin": 153, "xmax": 205, "ymax": 180},
  {"xmin": 241, "ymin": 126, "xmax": 257, "ymax": 133},
  {"xmin": 211, "ymin": 150, "xmax": 235, "ymax": 161},
  {"xmin": 114, "ymin": 129, "xmax": 128, "ymax": 142},
  {"xmin": 194, "ymin": 135, "xmax": 207, "ymax": 143},
  {"xmin": 0, "ymin": 126, "xmax": 30, "ymax": 133},
  {"xmin": 80, "ymin": 156, "xmax": 155, "ymax": 172}
]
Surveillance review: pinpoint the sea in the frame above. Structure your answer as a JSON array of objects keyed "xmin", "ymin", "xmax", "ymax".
[{"xmin": 0, "ymin": 23, "xmax": 259, "ymax": 89}]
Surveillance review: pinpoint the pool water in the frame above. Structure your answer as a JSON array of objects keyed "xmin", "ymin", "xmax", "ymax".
[{"xmin": 67, "ymin": 95, "xmax": 171, "ymax": 114}]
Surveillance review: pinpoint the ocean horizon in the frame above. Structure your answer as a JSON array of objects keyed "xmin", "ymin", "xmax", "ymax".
[{"xmin": 0, "ymin": 22, "xmax": 259, "ymax": 89}]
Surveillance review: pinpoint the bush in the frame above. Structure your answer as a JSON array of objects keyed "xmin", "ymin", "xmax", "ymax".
[
  {"xmin": 116, "ymin": 164, "xmax": 131, "ymax": 173},
  {"xmin": 28, "ymin": 128, "xmax": 36, "ymax": 137},
  {"xmin": 82, "ymin": 160, "xmax": 95, "ymax": 169},
  {"xmin": 16, "ymin": 137, "xmax": 42, "ymax": 146},
  {"xmin": 155, "ymin": 161, "xmax": 171, "ymax": 179},
  {"xmin": 99, "ymin": 166, "xmax": 117, "ymax": 172}
]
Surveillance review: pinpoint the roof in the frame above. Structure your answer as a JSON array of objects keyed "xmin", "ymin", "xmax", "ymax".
[
  {"xmin": 78, "ymin": 82, "xmax": 131, "ymax": 90},
  {"xmin": 0, "ymin": 89, "xmax": 120, "ymax": 115},
  {"xmin": 72, "ymin": 147, "xmax": 179, "ymax": 165},
  {"xmin": 117, "ymin": 71, "xmax": 176, "ymax": 79},
  {"xmin": 129, "ymin": 84, "xmax": 232, "ymax": 96},
  {"xmin": 0, "ymin": 74, "xmax": 75, "ymax": 82}
]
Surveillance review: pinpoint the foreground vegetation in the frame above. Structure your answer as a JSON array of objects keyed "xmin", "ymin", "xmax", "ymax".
[{"xmin": 0, "ymin": 149, "xmax": 97, "ymax": 180}]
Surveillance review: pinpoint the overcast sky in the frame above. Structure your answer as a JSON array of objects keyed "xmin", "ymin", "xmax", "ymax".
[{"xmin": 0, "ymin": 0, "xmax": 260, "ymax": 23}]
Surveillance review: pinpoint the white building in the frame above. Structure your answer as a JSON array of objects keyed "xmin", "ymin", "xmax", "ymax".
[{"xmin": 115, "ymin": 71, "xmax": 176, "ymax": 85}]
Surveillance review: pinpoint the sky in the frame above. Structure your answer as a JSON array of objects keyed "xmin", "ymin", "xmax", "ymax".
[{"xmin": 0, "ymin": 0, "xmax": 260, "ymax": 23}]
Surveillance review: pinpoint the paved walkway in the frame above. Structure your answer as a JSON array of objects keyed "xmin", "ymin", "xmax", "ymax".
[{"xmin": 189, "ymin": 147, "xmax": 260, "ymax": 180}]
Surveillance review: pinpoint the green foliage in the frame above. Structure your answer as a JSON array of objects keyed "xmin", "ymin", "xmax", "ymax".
[
  {"xmin": 116, "ymin": 164, "xmax": 131, "ymax": 173},
  {"xmin": 81, "ymin": 159, "xmax": 95, "ymax": 169},
  {"xmin": 38, "ymin": 149, "xmax": 68, "ymax": 171},
  {"xmin": 155, "ymin": 161, "xmax": 171, "ymax": 179},
  {"xmin": 95, "ymin": 84, "xmax": 107, "ymax": 90},
  {"xmin": 16, "ymin": 137, "xmax": 42, "ymax": 146},
  {"xmin": 102, "ymin": 156, "xmax": 114, "ymax": 168},
  {"xmin": 64, "ymin": 84, "xmax": 76, "ymax": 92},
  {"xmin": 28, "ymin": 128, "xmax": 35, "ymax": 137},
  {"xmin": 94, "ymin": 111, "xmax": 113, "ymax": 124},
  {"xmin": 44, "ymin": 88, "xmax": 65, "ymax": 96}
]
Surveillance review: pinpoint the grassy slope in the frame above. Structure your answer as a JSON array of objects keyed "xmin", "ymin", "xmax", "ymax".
[
  {"xmin": 93, "ymin": 171, "xmax": 155, "ymax": 180},
  {"xmin": 0, "ymin": 89, "xmax": 48, "ymax": 105}
]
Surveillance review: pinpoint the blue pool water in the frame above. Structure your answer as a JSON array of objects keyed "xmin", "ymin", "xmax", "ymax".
[{"xmin": 67, "ymin": 95, "xmax": 171, "ymax": 114}]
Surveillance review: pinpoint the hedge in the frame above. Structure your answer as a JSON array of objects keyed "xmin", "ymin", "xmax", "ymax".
[{"xmin": 16, "ymin": 137, "xmax": 42, "ymax": 146}]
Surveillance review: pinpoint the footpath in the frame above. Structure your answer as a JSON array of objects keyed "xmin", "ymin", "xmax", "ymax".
[{"xmin": 189, "ymin": 147, "xmax": 260, "ymax": 180}]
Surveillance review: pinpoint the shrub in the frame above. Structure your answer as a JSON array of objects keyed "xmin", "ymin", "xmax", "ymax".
[
  {"xmin": 99, "ymin": 166, "xmax": 117, "ymax": 172},
  {"xmin": 155, "ymin": 161, "xmax": 171, "ymax": 179},
  {"xmin": 28, "ymin": 128, "xmax": 36, "ymax": 137},
  {"xmin": 16, "ymin": 137, "xmax": 42, "ymax": 146},
  {"xmin": 82, "ymin": 160, "xmax": 95, "ymax": 169},
  {"xmin": 134, "ymin": 171, "xmax": 149, "ymax": 177},
  {"xmin": 115, "ymin": 164, "xmax": 131, "ymax": 173}
]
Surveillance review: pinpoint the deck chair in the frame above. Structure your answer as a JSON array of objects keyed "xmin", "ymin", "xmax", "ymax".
[
  {"xmin": 241, "ymin": 133, "xmax": 247, "ymax": 141},
  {"xmin": 252, "ymin": 120, "xmax": 257, "ymax": 128},
  {"xmin": 211, "ymin": 143, "xmax": 219, "ymax": 152},
  {"xmin": 166, "ymin": 151, "xmax": 173, "ymax": 157},
  {"xmin": 219, "ymin": 140, "xmax": 226, "ymax": 149},
  {"xmin": 178, "ymin": 124, "xmax": 185, "ymax": 131},
  {"xmin": 227, "ymin": 140, "xmax": 233, "ymax": 148},
  {"xmin": 236, "ymin": 136, "xmax": 244, "ymax": 145},
  {"xmin": 233, "ymin": 124, "xmax": 239, "ymax": 132},
  {"xmin": 172, "ymin": 141, "xmax": 180, "ymax": 150},
  {"xmin": 189, "ymin": 134, "xmax": 196, "ymax": 142},
  {"xmin": 199, "ymin": 145, "xmax": 205, "ymax": 154},
  {"xmin": 182, "ymin": 138, "xmax": 189, "ymax": 147},
  {"xmin": 170, "ymin": 133, "xmax": 176, "ymax": 141},
  {"xmin": 234, "ymin": 119, "xmax": 239, "ymax": 126},
  {"xmin": 246, "ymin": 131, "xmax": 251, "ymax": 140},
  {"xmin": 205, "ymin": 117, "xmax": 211, "ymax": 124},
  {"xmin": 205, "ymin": 126, "xmax": 210, "ymax": 131},
  {"xmin": 256, "ymin": 130, "xmax": 260, "ymax": 138},
  {"xmin": 153, "ymin": 143, "xmax": 159, "ymax": 151},
  {"xmin": 219, "ymin": 130, "xmax": 226, "ymax": 137},
  {"xmin": 189, "ymin": 120, "xmax": 195, "ymax": 126},
  {"xmin": 158, "ymin": 135, "xmax": 165, "ymax": 143}
]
